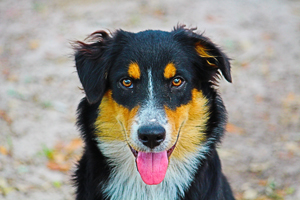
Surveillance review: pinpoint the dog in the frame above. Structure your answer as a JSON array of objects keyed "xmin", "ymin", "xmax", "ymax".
[{"xmin": 73, "ymin": 25, "xmax": 235, "ymax": 200}]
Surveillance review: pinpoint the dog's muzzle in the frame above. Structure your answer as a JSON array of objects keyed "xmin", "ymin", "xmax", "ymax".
[{"xmin": 129, "ymin": 123, "xmax": 177, "ymax": 185}]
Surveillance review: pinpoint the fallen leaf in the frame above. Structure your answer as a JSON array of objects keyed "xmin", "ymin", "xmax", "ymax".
[
  {"xmin": 45, "ymin": 138, "xmax": 83, "ymax": 172},
  {"xmin": 0, "ymin": 146, "xmax": 8, "ymax": 155},
  {"xmin": 52, "ymin": 152, "xmax": 66, "ymax": 163},
  {"xmin": 47, "ymin": 161, "xmax": 70, "ymax": 172},
  {"xmin": 0, "ymin": 110, "xmax": 12, "ymax": 125},
  {"xmin": 226, "ymin": 123, "xmax": 245, "ymax": 135},
  {"xmin": 65, "ymin": 138, "xmax": 83, "ymax": 152},
  {"xmin": 285, "ymin": 187, "xmax": 295, "ymax": 195},
  {"xmin": 258, "ymin": 180, "xmax": 268, "ymax": 186},
  {"xmin": 54, "ymin": 141, "xmax": 65, "ymax": 151},
  {"xmin": 0, "ymin": 177, "xmax": 14, "ymax": 196}
]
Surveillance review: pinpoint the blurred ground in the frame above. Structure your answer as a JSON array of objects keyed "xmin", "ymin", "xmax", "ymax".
[{"xmin": 0, "ymin": 0, "xmax": 300, "ymax": 199}]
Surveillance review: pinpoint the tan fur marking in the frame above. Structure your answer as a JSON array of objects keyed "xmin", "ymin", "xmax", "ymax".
[
  {"xmin": 95, "ymin": 90, "xmax": 139, "ymax": 142},
  {"xmin": 165, "ymin": 89, "xmax": 209, "ymax": 160},
  {"xmin": 195, "ymin": 43, "xmax": 218, "ymax": 67},
  {"xmin": 128, "ymin": 62, "xmax": 141, "ymax": 79},
  {"xmin": 164, "ymin": 63, "xmax": 177, "ymax": 79}
]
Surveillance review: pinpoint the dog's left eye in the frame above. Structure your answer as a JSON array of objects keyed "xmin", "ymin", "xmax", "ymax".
[
  {"xmin": 121, "ymin": 78, "xmax": 133, "ymax": 88},
  {"xmin": 171, "ymin": 77, "xmax": 184, "ymax": 87}
]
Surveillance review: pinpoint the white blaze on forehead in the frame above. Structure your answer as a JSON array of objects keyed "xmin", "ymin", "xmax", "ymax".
[
  {"xmin": 148, "ymin": 69, "xmax": 154, "ymax": 100},
  {"xmin": 138, "ymin": 69, "xmax": 166, "ymax": 125}
]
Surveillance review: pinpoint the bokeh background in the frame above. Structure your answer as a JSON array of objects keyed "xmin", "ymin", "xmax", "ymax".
[{"xmin": 0, "ymin": 0, "xmax": 300, "ymax": 199}]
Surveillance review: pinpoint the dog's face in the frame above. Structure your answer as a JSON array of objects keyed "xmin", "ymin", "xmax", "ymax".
[{"xmin": 75, "ymin": 27, "xmax": 231, "ymax": 185}]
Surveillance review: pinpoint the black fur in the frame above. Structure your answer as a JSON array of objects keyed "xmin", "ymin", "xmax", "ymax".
[{"xmin": 73, "ymin": 26, "xmax": 235, "ymax": 200}]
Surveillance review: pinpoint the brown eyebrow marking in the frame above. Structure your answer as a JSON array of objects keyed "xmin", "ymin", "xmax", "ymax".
[
  {"xmin": 128, "ymin": 62, "xmax": 141, "ymax": 79},
  {"xmin": 164, "ymin": 63, "xmax": 177, "ymax": 79}
]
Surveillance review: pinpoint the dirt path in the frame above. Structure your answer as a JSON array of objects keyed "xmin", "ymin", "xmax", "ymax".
[{"xmin": 0, "ymin": 0, "xmax": 300, "ymax": 199}]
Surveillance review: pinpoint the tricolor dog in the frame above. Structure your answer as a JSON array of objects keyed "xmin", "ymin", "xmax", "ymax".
[{"xmin": 73, "ymin": 26, "xmax": 235, "ymax": 200}]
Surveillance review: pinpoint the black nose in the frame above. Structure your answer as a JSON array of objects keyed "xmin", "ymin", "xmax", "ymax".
[{"xmin": 138, "ymin": 125, "xmax": 166, "ymax": 149}]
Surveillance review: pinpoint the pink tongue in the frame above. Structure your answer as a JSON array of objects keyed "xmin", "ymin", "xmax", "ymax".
[{"xmin": 136, "ymin": 151, "xmax": 168, "ymax": 185}]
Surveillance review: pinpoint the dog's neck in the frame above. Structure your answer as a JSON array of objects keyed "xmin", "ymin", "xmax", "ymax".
[{"xmin": 96, "ymin": 139, "xmax": 212, "ymax": 200}]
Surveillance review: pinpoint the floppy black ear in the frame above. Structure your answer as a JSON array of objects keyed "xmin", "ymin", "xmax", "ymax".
[
  {"xmin": 173, "ymin": 26, "xmax": 232, "ymax": 83},
  {"xmin": 74, "ymin": 31, "xmax": 111, "ymax": 104},
  {"xmin": 193, "ymin": 35, "xmax": 232, "ymax": 83}
]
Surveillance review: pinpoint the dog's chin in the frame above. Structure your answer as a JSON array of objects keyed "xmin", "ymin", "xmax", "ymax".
[{"xmin": 129, "ymin": 143, "xmax": 176, "ymax": 185}]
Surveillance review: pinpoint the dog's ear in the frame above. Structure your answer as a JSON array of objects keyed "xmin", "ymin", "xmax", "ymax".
[
  {"xmin": 74, "ymin": 31, "xmax": 111, "ymax": 104},
  {"xmin": 194, "ymin": 38, "xmax": 232, "ymax": 83},
  {"xmin": 174, "ymin": 27, "xmax": 232, "ymax": 83}
]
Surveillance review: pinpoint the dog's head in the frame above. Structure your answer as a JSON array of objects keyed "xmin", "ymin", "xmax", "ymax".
[{"xmin": 74, "ymin": 26, "xmax": 231, "ymax": 185}]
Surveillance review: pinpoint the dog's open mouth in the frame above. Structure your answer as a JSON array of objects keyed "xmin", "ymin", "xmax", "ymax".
[{"xmin": 129, "ymin": 144, "xmax": 176, "ymax": 185}]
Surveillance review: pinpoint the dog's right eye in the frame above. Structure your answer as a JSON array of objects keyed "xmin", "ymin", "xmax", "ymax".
[
  {"xmin": 120, "ymin": 78, "xmax": 133, "ymax": 88},
  {"xmin": 171, "ymin": 77, "xmax": 184, "ymax": 88}
]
